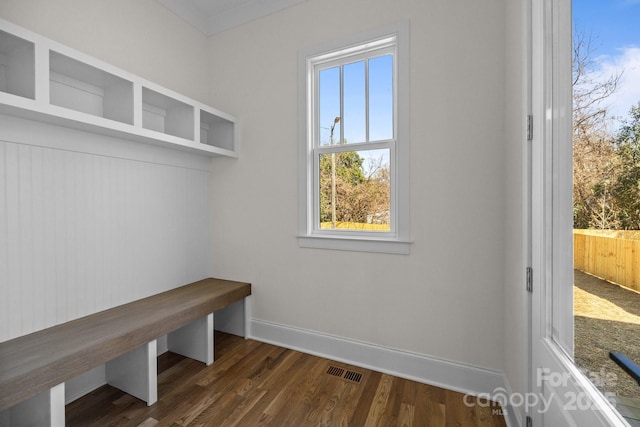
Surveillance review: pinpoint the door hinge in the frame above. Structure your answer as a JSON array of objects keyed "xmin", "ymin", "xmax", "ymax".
[
  {"xmin": 526, "ymin": 415, "xmax": 532, "ymax": 427},
  {"xmin": 527, "ymin": 115, "xmax": 533, "ymax": 141},
  {"xmin": 526, "ymin": 267, "xmax": 533, "ymax": 293}
]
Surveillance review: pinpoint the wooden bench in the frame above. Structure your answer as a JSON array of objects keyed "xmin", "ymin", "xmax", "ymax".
[{"xmin": 0, "ymin": 278, "xmax": 251, "ymax": 426}]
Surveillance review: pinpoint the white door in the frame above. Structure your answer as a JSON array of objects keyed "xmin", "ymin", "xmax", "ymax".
[{"xmin": 529, "ymin": 0, "xmax": 628, "ymax": 425}]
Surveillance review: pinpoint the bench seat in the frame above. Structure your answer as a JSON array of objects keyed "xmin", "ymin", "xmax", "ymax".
[{"xmin": 0, "ymin": 278, "xmax": 251, "ymax": 412}]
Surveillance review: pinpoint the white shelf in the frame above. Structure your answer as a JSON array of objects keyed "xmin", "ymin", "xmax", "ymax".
[
  {"xmin": 142, "ymin": 87, "xmax": 194, "ymax": 140},
  {"xmin": 0, "ymin": 18, "xmax": 237, "ymax": 158},
  {"xmin": 50, "ymin": 51, "xmax": 134, "ymax": 125},
  {"xmin": 200, "ymin": 109, "xmax": 235, "ymax": 152},
  {"xmin": 0, "ymin": 29, "xmax": 35, "ymax": 100}
]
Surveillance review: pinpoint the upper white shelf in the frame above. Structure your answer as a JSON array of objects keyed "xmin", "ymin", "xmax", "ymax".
[{"xmin": 0, "ymin": 18, "xmax": 237, "ymax": 158}]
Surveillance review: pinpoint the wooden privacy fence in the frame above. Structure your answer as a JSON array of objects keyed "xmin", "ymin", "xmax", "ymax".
[{"xmin": 574, "ymin": 229, "xmax": 640, "ymax": 292}]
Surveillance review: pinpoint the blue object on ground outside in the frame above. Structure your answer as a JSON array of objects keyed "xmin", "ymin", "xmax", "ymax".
[{"xmin": 610, "ymin": 351, "xmax": 640, "ymax": 386}]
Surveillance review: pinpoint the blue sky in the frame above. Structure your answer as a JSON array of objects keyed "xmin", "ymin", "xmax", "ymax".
[
  {"xmin": 573, "ymin": 0, "xmax": 640, "ymax": 124},
  {"xmin": 319, "ymin": 54, "xmax": 393, "ymax": 146},
  {"xmin": 574, "ymin": 0, "xmax": 640, "ymax": 55},
  {"xmin": 318, "ymin": 54, "xmax": 393, "ymax": 175}
]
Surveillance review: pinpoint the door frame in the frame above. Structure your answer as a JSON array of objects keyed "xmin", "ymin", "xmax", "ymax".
[{"xmin": 529, "ymin": 0, "xmax": 629, "ymax": 425}]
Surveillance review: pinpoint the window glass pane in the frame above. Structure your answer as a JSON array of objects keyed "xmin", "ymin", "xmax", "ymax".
[
  {"xmin": 369, "ymin": 54, "xmax": 393, "ymax": 141},
  {"xmin": 319, "ymin": 66, "xmax": 341, "ymax": 146},
  {"xmin": 319, "ymin": 149, "xmax": 390, "ymax": 231},
  {"xmin": 343, "ymin": 61, "xmax": 366, "ymax": 144}
]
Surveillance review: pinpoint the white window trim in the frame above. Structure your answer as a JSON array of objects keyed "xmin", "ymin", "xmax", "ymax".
[{"xmin": 297, "ymin": 22, "xmax": 411, "ymax": 254}]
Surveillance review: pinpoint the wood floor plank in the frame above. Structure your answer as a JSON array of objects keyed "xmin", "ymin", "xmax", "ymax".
[
  {"xmin": 137, "ymin": 418, "xmax": 159, "ymax": 427},
  {"xmin": 217, "ymin": 388, "xmax": 268, "ymax": 427},
  {"xmin": 65, "ymin": 385, "xmax": 122, "ymax": 426},
  {"xmin": 398, "ymin": 402, "xmax": 415, "ymax": 427},
  {"xmin": 296, "ymin": 364, "xmax": 337, "ymax": 425},
  {"xmin": 326, "ymin": 369, "xmax": 368, "ymax": 426},
  {"xmin": 266, "ymin": 356, "xmax": 330, "ymax": 426},
  {"xmin": 306, "ymin": 370, "xmax": 361, "ymax": 426},
  {"xmin": 232, "ymin": 350, "xmax": 312, "ymax": 426},
  {"xmin": 379, "ymin": 377, "xmax": 404, "ymax": 426},
  {"xmin": 476, "ymin": 404, "xmax": 503, "ymax": 427},
  {"xmin": 402, "ymin": 380, "xmax": 424, "ymax": 427},
  {"xmin": 195, "ymin": 339, "xmax": 263, "ymax": 388},
  {"xmin": 66, "ymin": 332, "xmax": 507, "ymax": 427},
  {"xmin": 188, "ymin": 345, "xmax": 291, "ymax": 427},
  {"xmin": 445, "ymin": 386, "xmax": 481, "ymax": 427},
  {"xmin": 247, "ymin": 352, "xmax": 318, "ymax": 426},
  {"xmin": 350, "ymin": 369, "xmax": 384, "ymax": 424},
  {"xmin": 364, "ymin": 373, "xmax": 395, "ymax": 426},
  {"xmin": 427, "ymin": 401, "xmax": 447, "ymax": 427}
]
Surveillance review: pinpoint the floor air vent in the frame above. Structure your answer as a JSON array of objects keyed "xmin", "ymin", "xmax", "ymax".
[
  {"xmin": 327, "ymin": 366, "xmax": 345, "ymax": 377},
  {"xmin": 326, "ymin": 366, "xmax": 363, "ymax": 383},
  {"xmin": 343, "ymin": 370, "xmax": 363, "ymax": 383}
]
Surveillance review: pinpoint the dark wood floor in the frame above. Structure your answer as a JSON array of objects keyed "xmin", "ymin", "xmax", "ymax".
[{"xmin": 66, "ymin": 332, "xmax": 507, "ymax": 426}]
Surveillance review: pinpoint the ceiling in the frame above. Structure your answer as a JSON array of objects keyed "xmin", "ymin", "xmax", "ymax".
[{"xmin": 157, "ymin": 0, "xmax": 307, "ymax": 36}]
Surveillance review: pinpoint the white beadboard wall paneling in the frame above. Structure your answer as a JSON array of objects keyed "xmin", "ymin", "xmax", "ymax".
[{"xmin": 0, "ymin": 114, "xmax": 213, "ymax": 342}]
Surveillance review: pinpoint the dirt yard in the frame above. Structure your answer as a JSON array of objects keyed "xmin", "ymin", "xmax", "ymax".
[{"xmin": 574, "ymin": 269, "xmax": 640, "ymax": 400}]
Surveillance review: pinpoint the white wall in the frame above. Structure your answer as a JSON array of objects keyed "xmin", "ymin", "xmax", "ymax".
[
  {"xmin": 0, "ymin": 0, "xmax": 210, "ymax": 103},
  {"xmin": 0, "ymin": 1, "xmax": 215, "ymax": 342},
  {"xmin": 207, "ymin": 0, "xmax": 508, "ymax": 371}
]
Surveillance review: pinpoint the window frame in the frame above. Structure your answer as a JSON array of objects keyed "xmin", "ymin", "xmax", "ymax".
[{"xmin": 297, "ymin": 23, "xmax": 411, "ymax": 254}]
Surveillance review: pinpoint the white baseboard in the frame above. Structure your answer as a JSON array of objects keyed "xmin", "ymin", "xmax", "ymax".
[{"xmin": 249, "ymin": 318, "xmax": 508, "ymax": 400}]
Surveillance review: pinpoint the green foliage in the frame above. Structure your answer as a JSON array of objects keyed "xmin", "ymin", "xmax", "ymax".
[
  {"xmin": 319, "ymin": 151, "xmax": 390, "ymax": 225},
  {"xmin": 611, "ymin": 103, "xmax": 640, "ymax": 229},
  {"xmin": 616, "ymin": 102, "xmax": 640, "ymax": 150},
  {"xmin": 320, "ymin": 151, "xmax": 366, "ymax": 186}
]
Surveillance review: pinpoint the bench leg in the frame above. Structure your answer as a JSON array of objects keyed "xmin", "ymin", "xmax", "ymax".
[
  {"xmin": 0, "ymin": 383, "xmax": 65, "ymax": 427},
  {"xmin": 213, "ymin": 297, "xmax": 250, "ymax": 338},
  {"xmin": 167, "ymin": 313, "xmax": 214, "ymax": 365},
  {"xmin": 106, "ymin": 340, "xmax": 157, "ymax": 406},
  {"xmin": 244, "ymin": 295, "xmax": 252, "ymax": 338}
]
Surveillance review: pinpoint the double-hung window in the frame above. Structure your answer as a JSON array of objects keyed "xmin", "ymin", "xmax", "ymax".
[{"xmin": 298, "ymin": 23, "xmax": 410, "ymax": 254}]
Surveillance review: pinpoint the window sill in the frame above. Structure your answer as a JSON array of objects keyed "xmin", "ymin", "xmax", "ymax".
[{"xmin": 297, "ymin": 234, "xmax": 412, "ymax": 255}]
